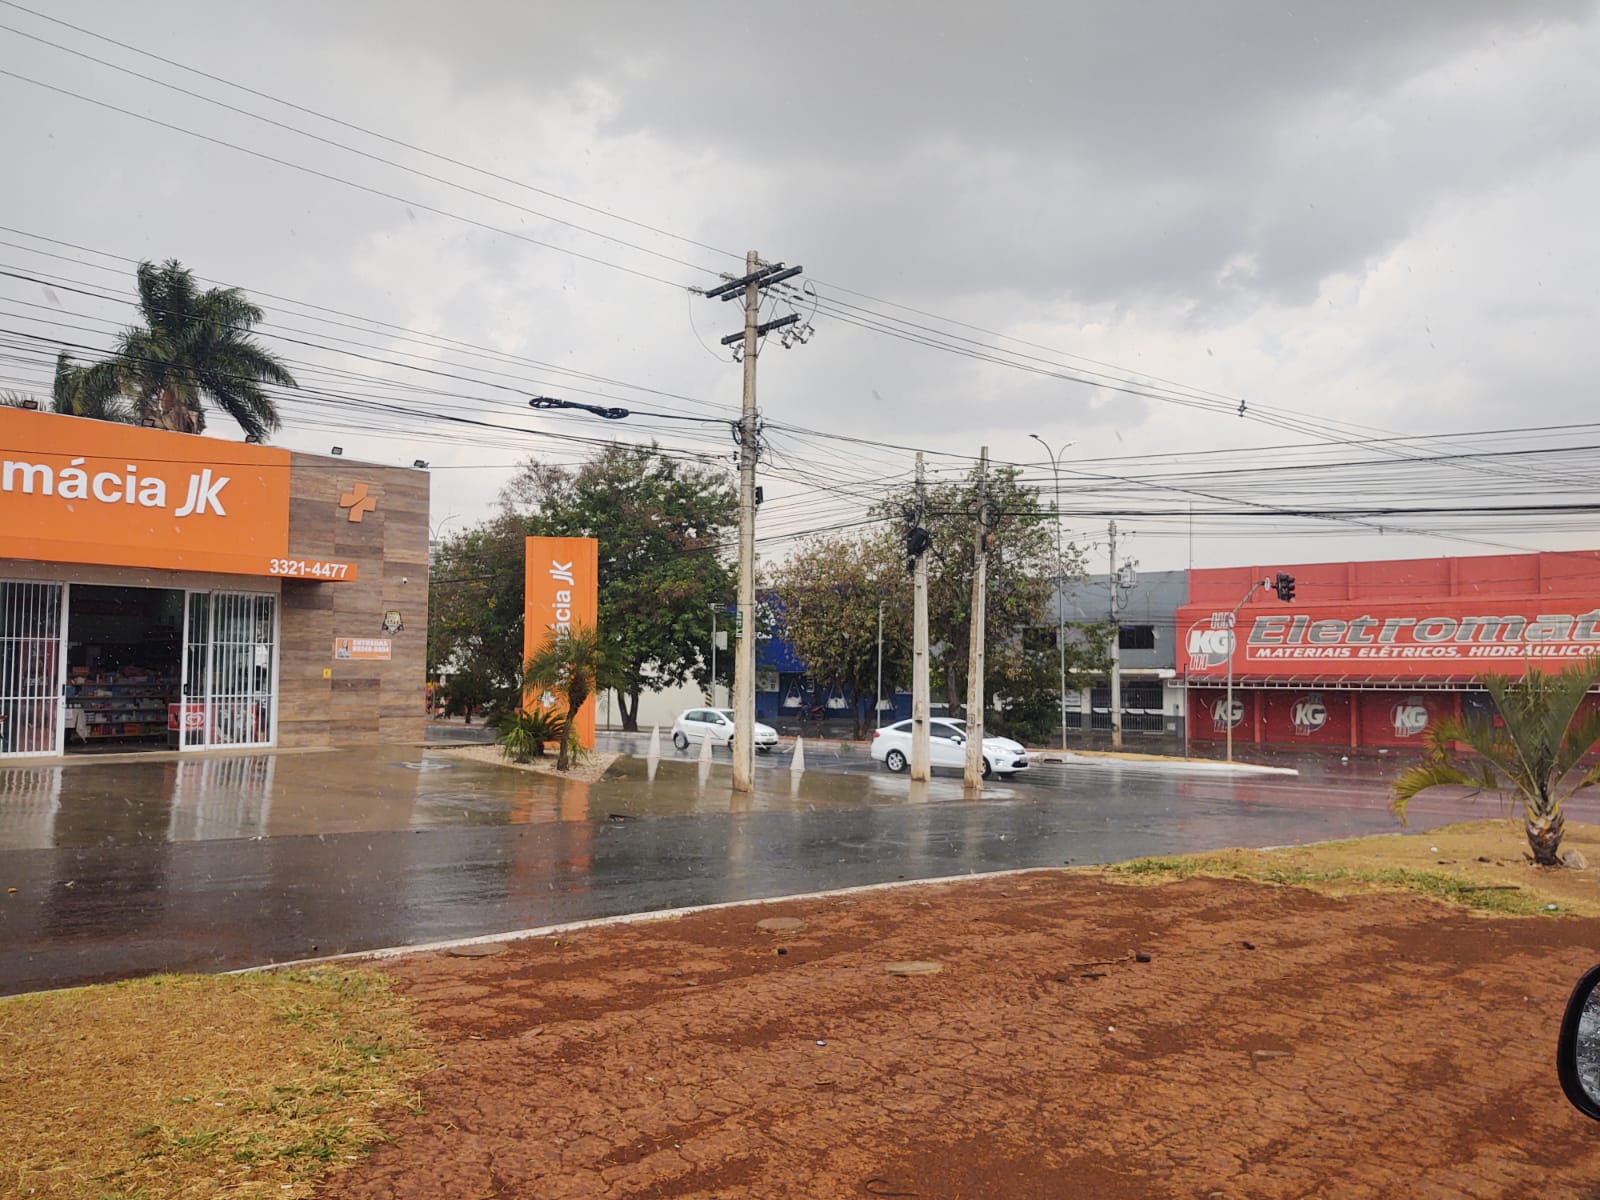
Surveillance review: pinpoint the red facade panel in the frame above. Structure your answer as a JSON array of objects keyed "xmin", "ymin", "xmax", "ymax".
[
  {"xmin": 1356, "ymin": 692, "xmax": 1459, "ymax": 747},
  {"xmin": 1260, "ymin": 690, "xmax": 1352, "ymax": 745}
]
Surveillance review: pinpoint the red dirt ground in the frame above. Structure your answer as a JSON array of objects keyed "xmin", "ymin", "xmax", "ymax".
[{"xmin": 317, "ymin": 872, "xmax": 1600, "ymax": 1199}]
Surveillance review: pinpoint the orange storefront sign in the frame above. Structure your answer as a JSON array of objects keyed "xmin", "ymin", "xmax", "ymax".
[
  {"xmin": 0, "ymin": 408, "xmax": 304, "ymax": 578},
  {"xmin": 524, "ymin": 536, "xmax": 598, "ymax": 750}
]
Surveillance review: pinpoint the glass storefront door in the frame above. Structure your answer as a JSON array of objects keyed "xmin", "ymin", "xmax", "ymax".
[{"xmin": 182, "ymin": 590, "xmax": 277, "ymax": 749}]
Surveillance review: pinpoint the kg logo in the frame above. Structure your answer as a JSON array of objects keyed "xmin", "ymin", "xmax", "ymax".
[
  {"xmin": 1210, "ymin": 696, "xmax": 1244, "ymax": 729},
  {"xmin": 1187, "ymin": 627, "xmax": 1235, "ymax": 670},
  {"xmin": 1291, "ymin": 694, "xmax": 1327, "ymax": 736},
  {"xmin": 1392, "ymin": 699, "xmax": 1429, "ymax": 738}
]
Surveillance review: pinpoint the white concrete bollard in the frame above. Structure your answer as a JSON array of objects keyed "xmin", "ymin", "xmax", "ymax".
[
  {"xmin": 790, "ymin": 736, "xmax": 806, "ymax": 773},
  {"xmin": 646, "ymin": 725, "xmax": 661, "ymax": 761},
  {"xmin": 699, "ymin": 732, "xmax": 713, "ymax": 763}
]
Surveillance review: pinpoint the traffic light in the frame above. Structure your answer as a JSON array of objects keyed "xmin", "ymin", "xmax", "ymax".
[
  {"xmin": 905, "ymin": 525, "xmax": 930, "ymax": 571},
  {"xmin": 1274, "ymin": 572, "xmax": 1296, "ymax": 602}
]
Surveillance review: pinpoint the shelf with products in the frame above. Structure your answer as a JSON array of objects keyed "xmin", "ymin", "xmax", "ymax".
[{"xmin": 65, "ymin": 673, "xmax": 177, "ymax": 742}]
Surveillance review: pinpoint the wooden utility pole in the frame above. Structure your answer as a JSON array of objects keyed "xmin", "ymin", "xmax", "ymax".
[
  {"xmin": 911, "ymin": 453, "xmax": 931, "ymax": 781},
  {"xmin": 701, "ymin": 253, "xmax": 804, "ymax": 793},
  {"xmin": 964, "ymin": 447, "xmax": 990, "ymax": 790}
]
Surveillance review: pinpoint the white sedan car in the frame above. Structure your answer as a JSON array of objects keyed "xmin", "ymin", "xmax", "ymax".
[
  {"xmin": 870, "ymin": 718, "xmax": 1031, "ymax": 779},
  {"xmin": 671, "ymin": 707, "xmax": 779, "ymax": 752}
]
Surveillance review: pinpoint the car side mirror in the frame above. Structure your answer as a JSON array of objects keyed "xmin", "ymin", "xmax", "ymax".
[{"xmin": 1558, "ymin": 963, "xmax": 1600, "ymax": 1121}]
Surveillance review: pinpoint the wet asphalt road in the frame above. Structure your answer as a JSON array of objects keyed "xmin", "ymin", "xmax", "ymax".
[{"xmin": 0, "ymin": 740, "xmax": 1575, "ymax": 995}]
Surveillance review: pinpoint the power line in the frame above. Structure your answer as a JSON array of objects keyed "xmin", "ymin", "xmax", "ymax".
[
  {"xmin": 0, "ymin": 20, "xmax": 726, "ymax": 280},
  {"xmin": 0, "ymin": 68, "xmax": 694, "ymax": 291},
  {"xmin": 0, "ymin": 0, "xmax": 742, "ymax": 264}
]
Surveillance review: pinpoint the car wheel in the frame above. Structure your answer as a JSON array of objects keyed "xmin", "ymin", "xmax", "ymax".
[
  {"xmin": 884, "ymin": 749, "xmax": 908, "ymax": 773},
  {"xmin": 757, "ymin": 745, "xmax": 771, "ymax": 754},
  {"xmin": 672, "ymin": 731, "xmax": 688, "ymax": 750},
  {"xmin": 981, "ymin": 758, "xmax": 993, "ymax": 780}
]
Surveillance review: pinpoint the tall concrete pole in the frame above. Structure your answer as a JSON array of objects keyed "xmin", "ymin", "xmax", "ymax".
[
  {"xmin": 911, "ymin": 453, "xmax": 931, "ymax": 781},
  {"xmin": 732, "ymin": 250, "xmax": 760, "ymax": 793},
  {"xmin": 1109, "ymin": 518, "xmax": 1123, "ymax": 749},
  {"xmin": 1030, "ymin": 434, "xmax": 1071, "ymax": 751},
  {"xmin": 964, "ymin": 447, "xmax": 990, "ymax": 791},
  {"xmin": 876, "ymin": 600, "xmax": 885, "ymax": 727}
]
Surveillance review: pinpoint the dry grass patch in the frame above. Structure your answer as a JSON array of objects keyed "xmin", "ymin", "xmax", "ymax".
[
  {"xmin": 1106, "ymin": 818, "xmax": 1600, "ymax": 917},
  {"xmin": 0, "ymin": 968, "xmax": 432, "ymax": 1199}
]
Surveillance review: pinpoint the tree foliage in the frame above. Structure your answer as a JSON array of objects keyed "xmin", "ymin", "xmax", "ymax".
[
  {"xmin": 768, "ymin": 531, "xmax": 909, "ymax": 736},
  {"xmin": 428, "ymin": 445, "xmax": 737, "ymax": 731},
  {"xmin": 500, "ymin": 444, "xmax": 736, "ymax": 730},
  {"xmin": 1391, "ymin": 659, "xmax": 1600, "ymax": 866},
  {"xmin": 428, "ymin": 518, "xmax": 529, "ymax": 715}
]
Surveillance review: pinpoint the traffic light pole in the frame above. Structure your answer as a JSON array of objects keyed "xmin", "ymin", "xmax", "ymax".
[
  {"xmin": 1223, "ymin": 573, "xmax": 1295, "ymax": 763},
  {"xmin": 1225, "ymin": 580, "xmax": 1267, "ymax": 765}
]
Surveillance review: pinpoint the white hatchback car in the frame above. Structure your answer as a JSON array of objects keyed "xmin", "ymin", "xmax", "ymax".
[
  {"xmin": 870, "ymin": 717, "xmax": 1031, "ymax": 779},
  {"xmin": 671, "ymin": 707, "xmax": 779, "ymax": 752}
]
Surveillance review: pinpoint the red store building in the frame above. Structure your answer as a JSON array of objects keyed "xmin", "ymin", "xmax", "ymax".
[{"xmin": 1177, "ymin": 550, "xmax": 1600, "ymax": 751}]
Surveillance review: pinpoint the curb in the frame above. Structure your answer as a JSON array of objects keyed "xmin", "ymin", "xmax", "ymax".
[
  {"xmin": 230, "ymin": 865, "xmax": 1064, "ymax": 977},
  {"xmin": 1035, "ymin": 753, "xmax": 1299, "ymax": 777}
]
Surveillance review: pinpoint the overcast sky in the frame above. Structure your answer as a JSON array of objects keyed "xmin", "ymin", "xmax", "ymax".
[{"xmin": 3, "ymin": 0, "xmax": 1598, "ymax": 574}]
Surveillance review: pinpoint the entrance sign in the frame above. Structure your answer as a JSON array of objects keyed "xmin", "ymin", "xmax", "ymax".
[
  {"xmin": 523, "ymin": 537, "xmax": 599, "ymax": 750},
  {"xmin": 0, "ymin": 408, "xmax": 301, "ymax": 578}
]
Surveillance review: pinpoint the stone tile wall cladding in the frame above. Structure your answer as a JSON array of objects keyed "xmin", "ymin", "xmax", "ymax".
[{"xmin": 277, "ymin": 453, "xmax": 429, "ymax": 748}]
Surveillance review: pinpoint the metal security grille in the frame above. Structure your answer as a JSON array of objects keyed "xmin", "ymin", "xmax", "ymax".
[
  {"xmin": 0, "ymin": 581, "xmax": 63, "ymax": 757},
  {"xmin": 183, "ymin": 590, "xmax": 276, "ymax": 749},
  {"xmin": 206, "ymin": 592, "xmax": 275, "ymax": 748},
  {"xmin": 182, "ymin": 592, "xmax": 209, "ymax": 749}
]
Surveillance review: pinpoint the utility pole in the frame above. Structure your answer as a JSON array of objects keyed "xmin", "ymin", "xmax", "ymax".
[
  {"xmin": 1108, "ymin": 519, "xmax": 1122, "ymax": 749},
  {"xmin": 732, "ymin": 250, "xmax": 760, "ymax": 790},
  {"xmin": 964, "ymin": 447, "xmax": 991, "ymax": 790},
  {"xmin": 876, "ymin": 599, "xmax": 886, "ymax": 727},
  {"xmin": 710, "ymin": 604, "xmax": 718, "ymax": 707},
  {"xmin": 1029, "ymin": 434, "xmax": 1074, "ymax": 752},
  {"xmin": 701, "ymin": 252, "xmax": 804, "ymax": 793},
  {"xmin": 911, "ymin": 453, "xmax": 931, "ymax": 781}
]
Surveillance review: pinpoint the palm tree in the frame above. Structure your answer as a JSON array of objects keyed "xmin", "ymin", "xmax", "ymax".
[
  {"xmin": 72, "ymin": 260, "xmax": 295, "ymax": 440},
  {"xmin": 1391, "ymin": 658, "xmax": 1600, "ymax": 866},
  {"xmin": 521, "ymin": 623, "xmax": 602, "ymax": 772},
  {"xmin": 51, "ymin": 352, "xmax": 131, "ymax": 422}
]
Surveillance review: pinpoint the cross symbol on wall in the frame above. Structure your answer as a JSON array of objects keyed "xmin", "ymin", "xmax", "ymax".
[{"xmin": 339, "ymin": 482, "xmax": 377, "ymax": 523}]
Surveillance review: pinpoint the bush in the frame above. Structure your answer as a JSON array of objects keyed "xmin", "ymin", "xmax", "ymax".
[{"xmin": 498, "ymin": 708, "xmax": 562, "ymax": 763}]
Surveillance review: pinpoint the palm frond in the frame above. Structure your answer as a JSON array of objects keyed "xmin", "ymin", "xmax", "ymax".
[
  {"xmin": 1390, "ymin": 756, "xmax": 1492, "ymax": 824},
  {"xmin": 1557, "ymin": 704, "xmax": 1600, "ymax": 782}
]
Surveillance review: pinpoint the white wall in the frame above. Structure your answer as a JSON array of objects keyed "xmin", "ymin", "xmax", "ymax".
[{"xmin": 598, "ymin": 679, "xmax": 710, "ymax": 730}]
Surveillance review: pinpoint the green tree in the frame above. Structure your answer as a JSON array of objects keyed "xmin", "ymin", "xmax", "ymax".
[
  {"xmin": 69, "ymin": 260, "xmax": 295, "ymax": 439},
  {"xmin": 875, "ymin": 465, "xmax": 1091, "ymax": 712},
  {"xmin": 522, "ymin": 622, "xmax": 602, "ymax": 772},
  {"xmin": 1391, "ymin": 659, "xmax": 1600, "ymax": 866},
  {"xmin": 501, "ymin": 444, "xmax": 736, "ymax": 730},
  {"xmin": 428, "ymin": 518, "xmax": 529, "ymax": 713},
  {"xmin": 769, "ymin": 531, "xmax": 909, "ymax": 737}
]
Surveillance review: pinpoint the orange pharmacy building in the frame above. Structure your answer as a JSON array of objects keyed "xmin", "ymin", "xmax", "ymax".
[{"xmin": 0, "ymin": 409, "xmax": 428, "ymax": 757}]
